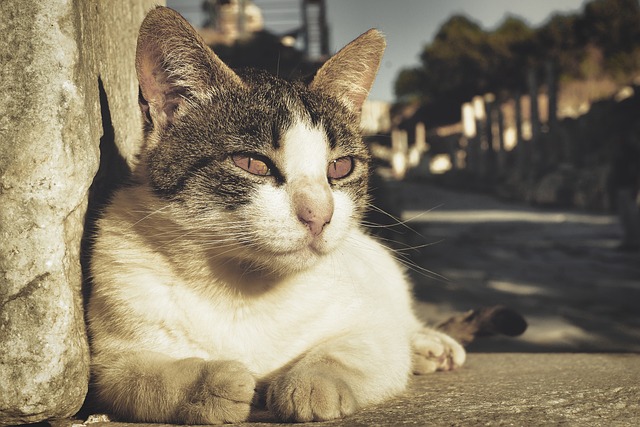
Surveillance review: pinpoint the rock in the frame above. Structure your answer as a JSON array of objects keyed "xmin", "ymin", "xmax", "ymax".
[{"xmin": 0, "ymin": 1, "xmax": 158, "ymax": 424}]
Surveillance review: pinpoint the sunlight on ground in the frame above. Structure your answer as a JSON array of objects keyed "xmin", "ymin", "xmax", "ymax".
[
  {"xmin": 402, "ymin": 210, "xmax": 617, "ymax": 225},
  {"xmin": 439, "ymin": 268, "xmax": 487, "ymax": 281},
  {"xmin": 520, "ymin": 315, "xmax": 616, "ymax": 348},
  {"xmin": 487, "ymin": 280, "xmax": 557, "ymax": 297}
]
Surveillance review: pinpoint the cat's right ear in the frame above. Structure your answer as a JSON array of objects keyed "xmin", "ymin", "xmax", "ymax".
[
  {"xmin": 135, "ymin": 6, "xmax": 243, "ymax": 130},
  {"xmin": 310, "ymin": 29, "xmax": 385, "ymax": 114}
]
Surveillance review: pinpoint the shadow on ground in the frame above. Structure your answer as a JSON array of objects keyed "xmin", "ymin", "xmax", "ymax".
[{"xmin": 371, "ymin": 180, "xmax": 640, "ymax": 353}]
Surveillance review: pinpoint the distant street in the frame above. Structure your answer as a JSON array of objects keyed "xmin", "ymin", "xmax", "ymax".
[{"xmin": 375, "ymin": 181, "xmax": 640, "ymax": 352}]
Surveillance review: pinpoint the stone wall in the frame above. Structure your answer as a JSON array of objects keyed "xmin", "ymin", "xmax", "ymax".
[{"xmin": 0, "ymin": 1, "xmax": 160, "ymax": 424}]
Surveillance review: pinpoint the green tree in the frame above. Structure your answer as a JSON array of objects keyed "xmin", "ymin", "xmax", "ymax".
[
  {"xmin": 394, "ymin": 15, "xmax": 495, "ymax": 123},
  {"xmin": 488, "ymin": 16, "xmax": 537, "ymax": 93},
  {"xmin": 537, "ymin": 13, "xmax": 582, "ymax": 79},
  {"xmin": 422, "ymin": 15, "xmax": 492, "ymax": 101},
  {"xmin": 577, "ymin": 0, "xmax": 640, "ymax": 76},
  {"xmin": 394, "ymin": 0, "xmax": 640, "ymax": 125},
  {"xmin": 395, "ymin": 15, "xmax": 534, "ymax": 123},
  {"xmin": 394, "ymin": 67, "xmax": 426, "ymax": 102}
]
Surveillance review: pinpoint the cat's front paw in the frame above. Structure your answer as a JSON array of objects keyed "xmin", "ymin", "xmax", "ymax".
[
  {"xmin": 412, "ymin": 328, "xmax": 466, "ymax": 374},
  {"xmin": 266, "ymin": 367, "xmax": 358, "ymax": 422},
  {"xmin": 179, "ymin": 360, "xmax": 256, "ymax": 424}
]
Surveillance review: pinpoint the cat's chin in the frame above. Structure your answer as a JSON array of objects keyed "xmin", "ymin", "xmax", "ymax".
[
  {"xmin": 235, "ymin": 239, "xmax": 335, "ymax": 276},
  {"xmin": 260, "ymin": 244, "xmax": 330, "ymax": 274}
]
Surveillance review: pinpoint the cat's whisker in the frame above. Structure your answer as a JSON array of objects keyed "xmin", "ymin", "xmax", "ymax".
[
  {"xmin": 128, "ymin": 204, "xmax": 175, "ymax": 228},
  {"xmin": 364, "ymin": 203, "xmax": 426, "ymax": 239},
  {"xmin": 397, "ymin": 258, "xmax": 450, "ymax": 284},
  {"xmin": 202, "ymin": 239, "xmax": 268, "ymax": 260},
  {"xmin": 359, "ymin": 221, "xmax": 407, "ymax": 233},
  {"xmin": 387, "ymin": 238, "xmax": 445, "ymax": 255},
  {"xmin": 399, "ymin": 204, "xmax": 445, "ymax": 223},
  {"xmin": 343, "ymin": 234, "xmax": 449, "ymax": 284},
  {"xmin": 144, "ymin": 227, "xmax": 262, "ymax": 252}
]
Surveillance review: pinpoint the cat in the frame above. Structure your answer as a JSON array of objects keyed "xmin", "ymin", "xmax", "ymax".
[{"xmin": 87, "ymin": 6, "xmax": 465, "ymax": 424}]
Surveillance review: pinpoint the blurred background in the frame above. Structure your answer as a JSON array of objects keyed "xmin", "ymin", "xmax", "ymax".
[{"xmin": 167, "ymin": 0, "xmax": 640, "ymax": 352}]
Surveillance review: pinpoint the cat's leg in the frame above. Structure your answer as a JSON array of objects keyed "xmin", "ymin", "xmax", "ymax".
[
  {"xmin": 411, "ymin": 327, "xmax": 466, "ymax": 374},
  {"xmin": 93, "ymin": 352, "xmax": 255, "ymax": 424},
  {"xmin": 265, "ymin": 335, "xmax": 410, "ymax": 422}
]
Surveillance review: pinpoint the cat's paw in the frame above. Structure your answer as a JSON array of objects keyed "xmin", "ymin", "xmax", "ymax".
[
  {"xmin": 411, "ymin": 328, "xmax": 466, "ymax": 374},
  {"xmin": 179, "ymin": 360, "xmax": 256, "ymax": 424},
  {"xmin": 266, "ymin": 367, "xmax": 358, "ymax": 422}
]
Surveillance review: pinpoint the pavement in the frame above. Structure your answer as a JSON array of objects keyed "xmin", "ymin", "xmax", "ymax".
[
  {"xmin": 56, "ymin": 181, "xmax": 640, "ymax": 427},
  {"xmin": 61, "ymin": 353, "xmax": 640, "ymax": 426},
  {"xmin": 375, "ymin": 180, "xmax": 640, "ymax": 353}
]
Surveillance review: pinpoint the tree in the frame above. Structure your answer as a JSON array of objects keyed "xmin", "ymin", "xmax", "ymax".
[
  {"xmin": 537, "ymin": 13, "xmax": 582, "ymax": 79},
  {"xmin": 394, "ymin": 15, "xmax": 495, "ymax": 123},
  {"xmin": 394, "ymin": 0, "xmax": 640, "ymax": 126},
  {"xmin": 577, "ymin": 0, "xmax": 640, "ymax": 76},
  {"xmin": 394, "ymin": 67, "xmax": 427, "ymax": 102},
  {"xmin": 489, "ymin": 16, "xmax": 537, "ymax": 93},
  {"xmin": 421, "ymin": 15, "xmax": 492, "ymax": 101}
]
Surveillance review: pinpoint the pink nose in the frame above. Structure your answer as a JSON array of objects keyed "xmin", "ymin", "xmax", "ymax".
[
  {"xmin": 293, "ymin": 183, "xmax": 334, "ymax": 237},
  {"xmin": 297, "ymin": 205, "xmax": 332, "ymax": 236}
]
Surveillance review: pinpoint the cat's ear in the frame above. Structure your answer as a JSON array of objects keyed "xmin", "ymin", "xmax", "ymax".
[
  {"xmin": 310, "ymin": 29, "xmax": 385, "ymax": 113},
  {"xmin": 135, "ymin": 6, "xmax": 243, "ymax": 129}
]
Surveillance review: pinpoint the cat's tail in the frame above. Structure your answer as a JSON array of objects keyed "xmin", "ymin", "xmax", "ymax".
[{"xmin": 437, "ymin": 305, "xmax": 527, "ymax": 346}]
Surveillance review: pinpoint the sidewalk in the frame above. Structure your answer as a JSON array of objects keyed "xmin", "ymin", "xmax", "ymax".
[
  {"xmin": 64, "ymin": 354, "xmax": 639, "ymax": 427},
  {"xmin": 382, "ymin": 181, "xmax": 640, "ymax": 352}
]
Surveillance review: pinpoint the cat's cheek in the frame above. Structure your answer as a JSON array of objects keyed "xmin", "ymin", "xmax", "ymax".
[
  {"xmin": 244, "ymin": 185, "xmax": 311, "ymax": 251},
  {"xmin": 310, "ymin": 190, "xmax": 355, "ymax": 253}
]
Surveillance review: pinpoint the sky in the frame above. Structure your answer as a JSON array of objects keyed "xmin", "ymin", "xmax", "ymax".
[{"xmin": 168, "ymin": 0, "xmax": 588, "ymax": 102}]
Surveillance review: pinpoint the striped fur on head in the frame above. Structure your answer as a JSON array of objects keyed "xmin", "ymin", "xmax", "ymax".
[{"xmin": 132, "ymin": 6, "xmax": 385, "ymax": 273}]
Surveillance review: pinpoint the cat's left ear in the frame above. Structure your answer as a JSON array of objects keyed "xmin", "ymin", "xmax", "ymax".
[{"xmin": 310, "ymin": 29, "xmax": 386, "ymax": 113}]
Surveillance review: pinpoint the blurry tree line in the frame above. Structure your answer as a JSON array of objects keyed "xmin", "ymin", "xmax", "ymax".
[{"xmin": 394, "ymin": 0, "xmax": 640, "ymax": 126}]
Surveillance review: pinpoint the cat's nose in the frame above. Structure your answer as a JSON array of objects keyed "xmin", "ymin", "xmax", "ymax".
[
  {"xmin": 292, "ymin": 182, "xmax": 334, "ymax": 237},
  {"xmin": 297, "ymin": 205, "xmax": 333, "ymax": 236}
]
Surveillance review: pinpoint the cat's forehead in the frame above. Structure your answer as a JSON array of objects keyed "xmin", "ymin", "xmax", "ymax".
[
  {"xmin": 213, "ymin": 70, "xmax": 361, "ymax": 151},
  {"xmin": 278, "ymin": 118, "xmax": 329, "ymax": 177}
]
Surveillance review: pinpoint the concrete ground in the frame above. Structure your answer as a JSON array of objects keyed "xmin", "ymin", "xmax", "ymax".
[
  {"xmin": 58, "ymin": 182, "xmax": 640, "ymax": 427},
  {"xmin": 383, "ymin": 181, "xmax": 640, "ymax": 353},
  {"xmin": 63, "ymin": 354, "xmax": 639, "ymax": 426}
]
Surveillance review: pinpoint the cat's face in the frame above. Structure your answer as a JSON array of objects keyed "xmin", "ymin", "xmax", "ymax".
[
  {"xmin": 135, "ymin": 7, "xmax": 385, "ymax": 274},
  {"xmin": 145, "ymin": 73, "xmax": 369, "ymax": 272}
]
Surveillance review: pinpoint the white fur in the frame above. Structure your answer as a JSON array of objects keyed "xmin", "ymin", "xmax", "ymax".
[
  {"xmin": 89, "ymin": 181, "xmax": 418, "ymax": 397},
  {"xmin": 248, "ymin": 119, "xmax": 351, "ymax": 255},
  {"xmin": 88, "ymin": 116, "xmax": 466, "ymax": 423},
  {"xmin": 280, "ymin": 119, "xmax": 328, "ymax": 180}
]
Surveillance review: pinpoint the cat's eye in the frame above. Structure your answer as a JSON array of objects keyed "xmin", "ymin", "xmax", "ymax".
[
  {"xmin": 232, "ymin": 154, "xmax": 272, "ymax": 176},
  {"xmin": 327, "ymin": 156, "xmax": 354, "ymax": 180}
]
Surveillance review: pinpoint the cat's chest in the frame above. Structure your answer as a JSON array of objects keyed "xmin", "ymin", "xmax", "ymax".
[{"xmin": 149, "ymin": 266, "xmax": 361, "ymax": 375}]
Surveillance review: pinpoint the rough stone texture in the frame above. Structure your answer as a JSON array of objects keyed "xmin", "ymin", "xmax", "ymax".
[
  {"xmin": 0, "ymin": 1, "xmax": 158, "ymax": 424},
  {"xmin": 62, "ymin": 354, "xmax": 640, "ymax": 426}
]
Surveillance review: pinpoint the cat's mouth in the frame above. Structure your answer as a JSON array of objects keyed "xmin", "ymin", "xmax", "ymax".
[
  {"xmin": 261, "ymin": 237, "xmax": 329, "ymax": 257},
  {"xmin": 237, "ymin": 233, "xmax": 334, "ymax": 273}
]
